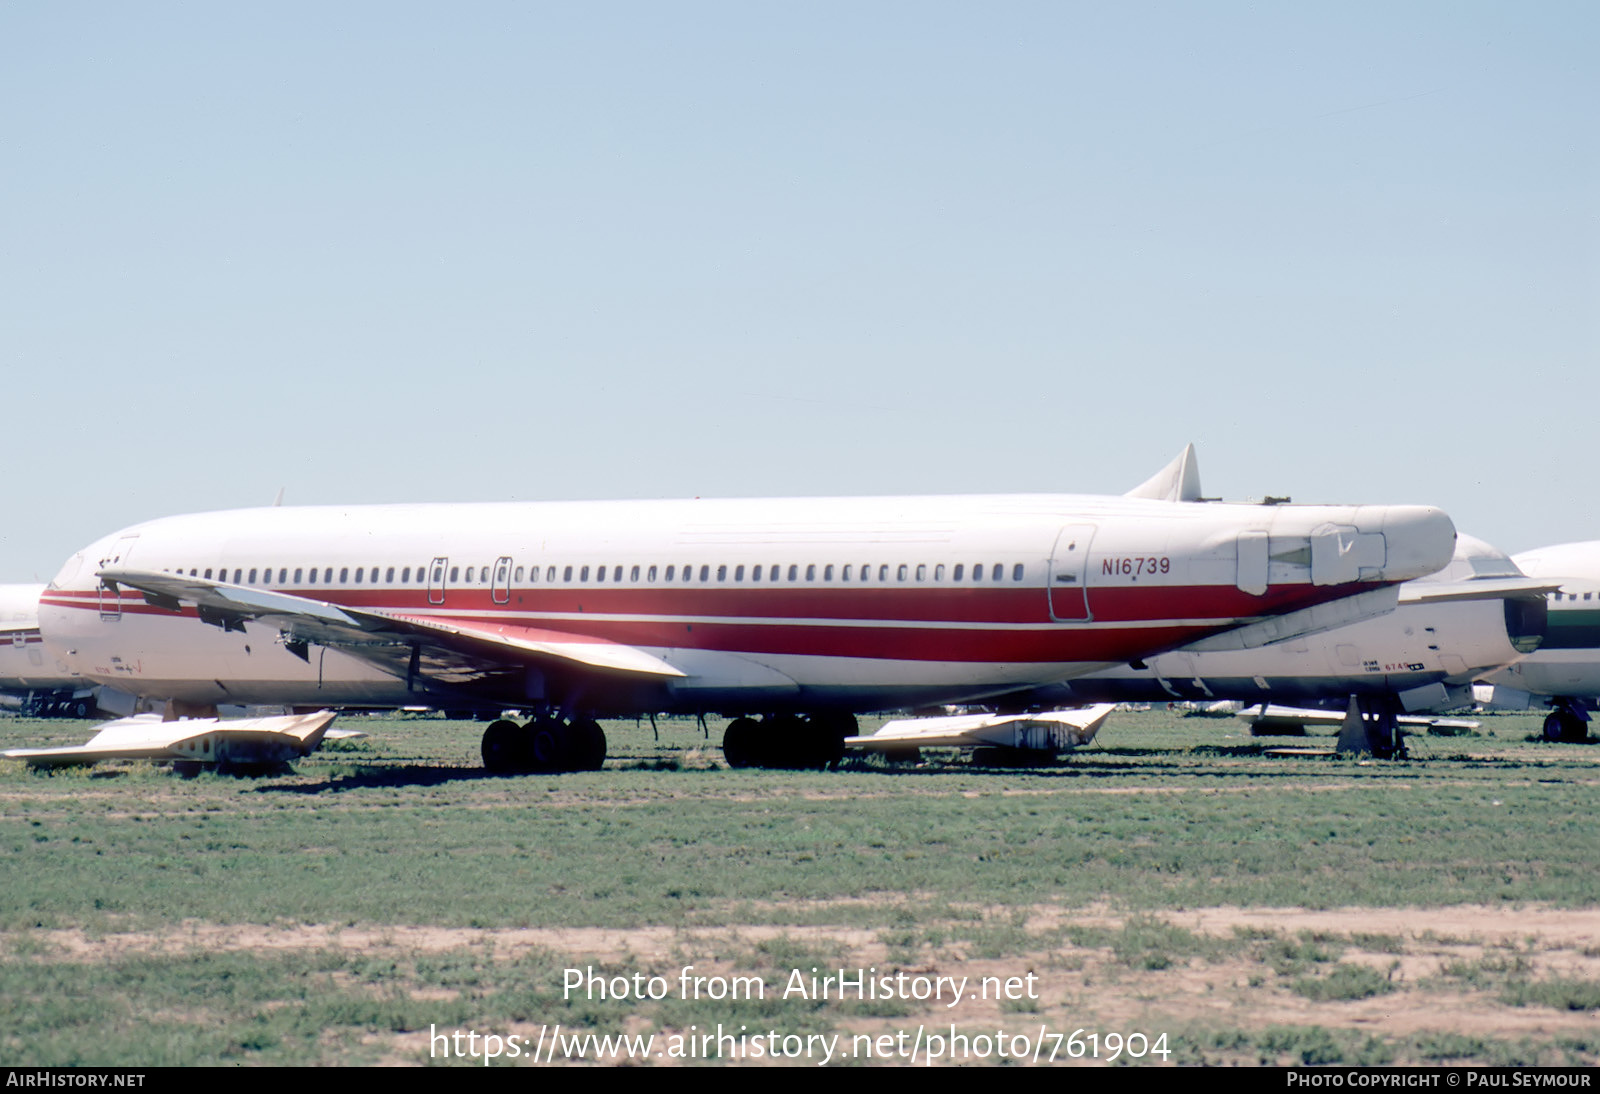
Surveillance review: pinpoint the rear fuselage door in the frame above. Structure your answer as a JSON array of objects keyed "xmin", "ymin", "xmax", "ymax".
[{"xmin": 1048, "ymin": 524, "xmax": 1096, "ymax": 622}]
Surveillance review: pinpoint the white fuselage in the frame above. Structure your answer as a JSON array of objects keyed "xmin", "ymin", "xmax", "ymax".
[
  {"xmin": 39, "ymin": 494, "xmax": 1456, "ymax": 716},
  {"xmin": 0, "ymin": 584, "xmax": 82, "ymax": 695}
]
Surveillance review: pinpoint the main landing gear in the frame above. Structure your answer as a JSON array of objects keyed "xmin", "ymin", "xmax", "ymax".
[
  {"xmin": 482, "ymin": 715, "xmax": 607, "ymax": 774},
  {"xmin": 721, "ymin": 712, "xmax": 855, "ymax": 769},
  {"xmin": 1542, "ymin": 700, "xmax": 1591, "ymax": 743}
]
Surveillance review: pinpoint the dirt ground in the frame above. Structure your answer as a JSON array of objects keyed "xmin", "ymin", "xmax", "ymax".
[{"xmin": 22, "ymin": 903, "xmax": 1599, "ymax": 1065}]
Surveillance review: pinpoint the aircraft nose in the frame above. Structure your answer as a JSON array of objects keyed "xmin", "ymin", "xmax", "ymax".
[{"xmin": 1368, "ymin": 505, "xmax": 1457, "ymax": 583}]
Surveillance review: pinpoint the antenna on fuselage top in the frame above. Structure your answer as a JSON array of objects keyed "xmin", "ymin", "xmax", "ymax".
[{"xmin": 272, "ymin": 487, "xmax": 285, "ymax": 507}]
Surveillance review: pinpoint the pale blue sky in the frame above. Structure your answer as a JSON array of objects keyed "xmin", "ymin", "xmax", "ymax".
[{"xmin": 3, "ymin": 2, "xmax": 1595, "ymax": 579}]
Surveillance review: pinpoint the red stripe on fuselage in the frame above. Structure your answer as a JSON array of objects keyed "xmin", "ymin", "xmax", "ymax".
[
  {"xmin": 42, "ymin": 579, "xmax": 1387, "ymax": 665},
  {"xmin": 43, "ymin": 579, "xmax": 1368, "ymax": 625}
]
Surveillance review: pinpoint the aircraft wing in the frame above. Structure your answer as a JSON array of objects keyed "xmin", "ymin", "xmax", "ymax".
[
  {"xmin": 1396, "ymin": 576, "xmax": 1559, "ymax": 605},
  {"xmin": 2, "ymin": 710, "xmax": 337, "ymax": 767},
  {"xmin": 845, "ymin": 705, "xmax": 1115, "ymax": 752},
  {"xmin": 98, "ymin": 569, "xmax": 687, "ymax": 689}
]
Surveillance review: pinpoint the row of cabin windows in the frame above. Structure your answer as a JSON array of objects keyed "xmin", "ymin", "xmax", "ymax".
[
  {"xmin": 170, "ymin": 565, "xmax": 434, "ymax": 586},
  {"xmin": 165, "ymin": 561, "xmax": 1031, "ymax": 587},
  {"xmin": 550, "ymin": 562, "xmax": 1027, "ymax": 584}
]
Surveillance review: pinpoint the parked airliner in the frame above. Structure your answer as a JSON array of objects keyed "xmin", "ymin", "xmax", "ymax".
[
  {"xmin": 38, "ymin": 451, "xmax": 1456, "ymax": 771},
  {"xmin": 1478, "ymin": 541, "xmax": 1600, "ymax": 741},
  {"xmin": 0, "ymin": 584, "xmax": 96, "ymax": 717}
]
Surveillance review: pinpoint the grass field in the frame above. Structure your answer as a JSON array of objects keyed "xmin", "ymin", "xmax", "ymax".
[{"xmin": 1, "ymin": 708, "xmax": 1596, "ymax": 1066}]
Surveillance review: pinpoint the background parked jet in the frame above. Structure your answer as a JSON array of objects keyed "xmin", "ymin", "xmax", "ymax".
[
  {"xmin": 0, "ymin": 584, "xmax": 98, "ymax": 717},
  {"xmin": 1478, "ymin": 541, "xmax": 1600, "ymax": 741}
]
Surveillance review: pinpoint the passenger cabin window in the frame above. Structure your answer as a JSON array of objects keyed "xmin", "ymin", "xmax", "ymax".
[
  {"xmin": 788, "ymin": 565, "xmax": 798, "ymax": 581},
  {"xmin": 248, "ymin": 568, "xmax": 257, "ymax": 584},
  {"xmin": 1013, "ymin": 563, "xmax": 1024, "ymax": 581},
  {"xmin": 973, "ymin": 563, "xmax": 984, "ymax": 581},
  {"xmin": 280, "ymin": 568, "xmax": 289, "ymax": 583},
  {"xmin": 665, "ymin": 565, "xmax": 674, "ymax": 581},
  {"xmin": 734, "ymin": 565, "xmax": 744, "ymax": 581},
  {"xmin": 308, "ymin": 568, "xmax": 317, "ymax": 584},
  {"xmin": 450, "ymin": 567, "xmax": 459, "ymax": 582},
  {"xmin": 596, "ymin": 566, "xmax": 605, "ymax": 583},
  {"xmin": 581, "ymin": 566, "xmax": 590, "ymax": 581},
  {"xmin": 935, "ymin": 564, "xmax": 945, "ymax": 580},
  {"xmin": 340, "ymin": 567, "xmax": 349, "ymax": 584},
  {"xmin": 717, "ymin": 565, "xmax": 728, "ymax": 582},
  {"xmin": 647, "ymin": 566, "xmax": 657, "ymax": 581},
  {"xmin": 631, "ymin": 565, "xmax": 640, "ymax": 582},
  {"xmin": 563, "ymin": 566, "xmax": 573, "ymax": 582},
  {"xmin": 897, "ymin": 564, "xmax": 908, "ymax": 582},
  {"xmin": 824, "ymin": 564, "xmax": 834, "ymax": 581},
  {"xmin": 879, "ymin": 565, "xmax": 889, "ymax": 581},
  {"xmin": 992, "ymin": 564, "xmax": 1003, "ymax": 581},
  {"xmin": 916, "ymin": 564, "xmax": 926, "ymax": 581},
  {"xmin": 699, "ymin": 565, "xmax": 710, "ymax": 582}
]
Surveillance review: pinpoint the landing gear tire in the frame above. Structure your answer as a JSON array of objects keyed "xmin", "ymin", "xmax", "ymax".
[
  {"xmin": 722, "ymin": 717, "xmax": 760, "ymax": 768},
  {"xmin": 571, "ymin": 718, "xmax": 607, "ymax": 771},
  {"xmin": 807, "ymin": 712, "xmax": 855, "ymax": 769},
  {"xmin": 1544, "ymin": 710, "xmax": 1587, "ymax": 743},
  {"xmin": 482, "ymin": 719, "xmax": 529, "ymax": 773},
  {"xmin": 530, "ymin": 717, "xmax": 573, "ymax": 772}
]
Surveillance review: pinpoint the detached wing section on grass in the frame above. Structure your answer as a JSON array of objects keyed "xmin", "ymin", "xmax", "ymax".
[
  {"xmin": 97, "ymin": 569, "xmax": 686, "ymax": 694},
  {"xmin": 847, "ymin": 705, "xmax": 1116, "ymax": 753}
]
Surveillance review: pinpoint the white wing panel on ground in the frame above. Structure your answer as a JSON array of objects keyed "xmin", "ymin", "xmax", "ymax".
[{"xmin": 846, "ymin": 705, "xmax": 1115, "ymax": 752}]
